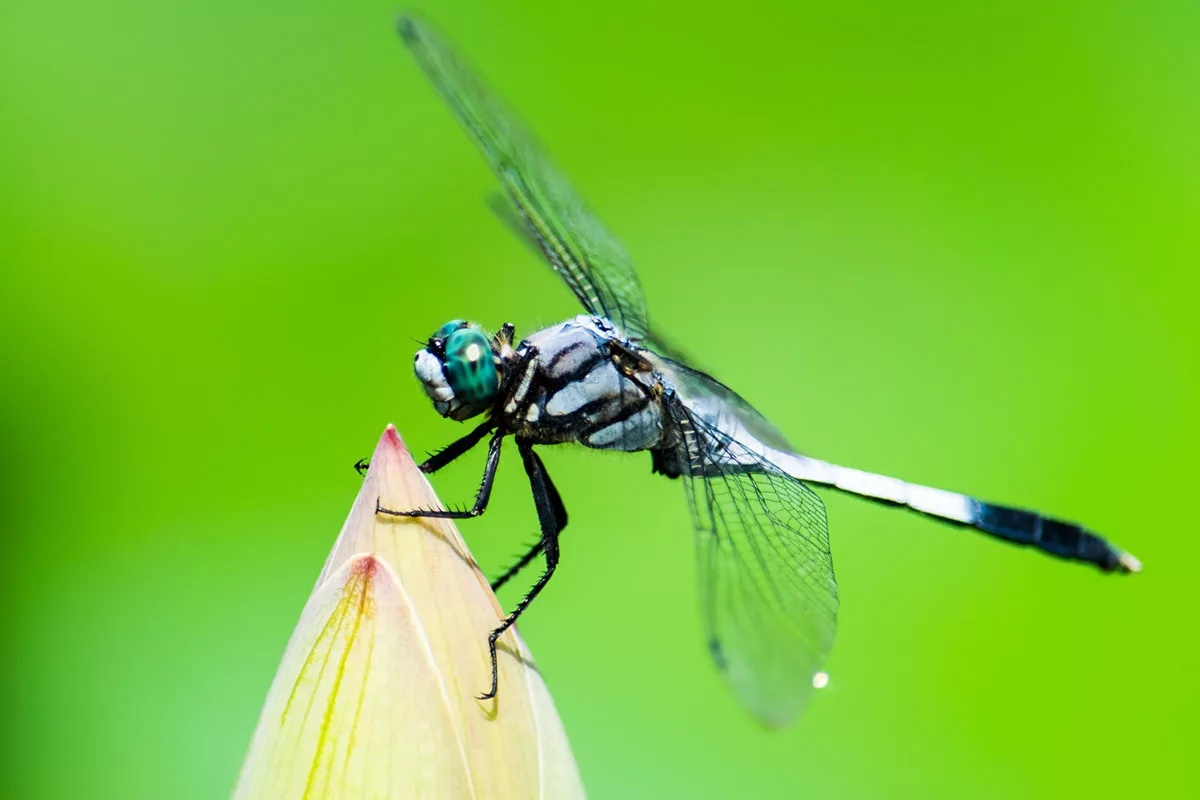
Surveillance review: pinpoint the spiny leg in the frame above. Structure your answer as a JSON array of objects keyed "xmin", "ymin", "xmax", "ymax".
[
  {"xmin": 491, "ymin": 457, "xmax": 567, "ymax": 593},
  {"xmin": 376, "ymin": 427, "xmax": 504, "ymax": 520},
  {"xmin": 491, "ymin": 542, "xmax": 543, "ymax": 594},
  {"xmin": 353, "ymin": 418, "xmax": 494, "ymax": 477},
  {"xmin": 419, "ymin": 418, "xmax": 496, "ymax": 474},
  {"xmin": 479, "ymin": 440, "xmax": 563, "ymax": 701}
]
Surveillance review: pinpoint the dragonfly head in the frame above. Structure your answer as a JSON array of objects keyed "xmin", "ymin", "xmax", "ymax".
[{"xmin": 414, "ymin": 320, "xmax": 501, "ymax": 421}]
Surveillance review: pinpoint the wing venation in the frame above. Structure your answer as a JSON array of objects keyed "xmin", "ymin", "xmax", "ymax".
[
  {"xmin": 665, "ymin": 392, "xmax": 838, "ymax": 725},
  {"xmin": 400, "ymin": 15, "xmax": 651, "ymax": 337}
]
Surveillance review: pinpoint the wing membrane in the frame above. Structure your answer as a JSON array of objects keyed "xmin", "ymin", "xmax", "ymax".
[
  {"xmin": 667, "ymin": 392, "xmax": 838, "ymax": 725},
  {"xmin": 400, "ymin": 16, "xmax": 651, "ymax": 337},
  {"xmin": 649, "ymin": 350, "xmax": 794, "ymax": 452}
]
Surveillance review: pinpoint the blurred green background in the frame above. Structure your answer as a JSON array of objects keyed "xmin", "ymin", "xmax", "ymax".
[{"xmin": 2, "ymin": 0, "xmax": 1197, "ymax": 797}]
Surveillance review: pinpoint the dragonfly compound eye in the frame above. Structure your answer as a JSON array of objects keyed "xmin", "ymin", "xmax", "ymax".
[
  {"xmin": 432, "ymin": 319, "xmax": 467, "ymax": 340},
  {"xmin": 436, "ymin": 326, "xmax": 499, "ymax": 419},
  {"xmin": 414, "ymin": 320, "xmax": 498, "ymax": 420}
]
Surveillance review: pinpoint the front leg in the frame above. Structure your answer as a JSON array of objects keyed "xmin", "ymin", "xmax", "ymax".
[
  {"xmin": 419, "ymin": 418, "xmax": 495, "ymax": 474},
  {"xmin": 376, "ymin": 427, "xmax": 505, "ymax": 520},
  {"xmin": 354, "ymin": 418, "xmax": 494, "ymax": 477}
]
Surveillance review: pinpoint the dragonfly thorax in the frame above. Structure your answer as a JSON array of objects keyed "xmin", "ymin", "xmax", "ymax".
[{"xmin": 414, "ymin": 319, "xmax": 501, "ymax": 421}]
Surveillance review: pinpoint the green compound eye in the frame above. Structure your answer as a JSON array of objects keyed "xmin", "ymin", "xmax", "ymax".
[
  {"xmin": 432, "ymin": 319, "xmax": 467, "ymax": 341},
  {"xmin": 442, "ymin": 327, "xmax": 499, "ymax": 408}
]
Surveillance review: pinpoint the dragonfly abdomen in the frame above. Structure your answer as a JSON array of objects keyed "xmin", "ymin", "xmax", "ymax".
[
  {"xmin": 776, "ymin": 452, "xmax": 1140, "ymax": 574},
  {"xmin": 676, "ymin": 409, "xmax": 1139, "ymax": 574},
  {"xmin": 971, "ymin": 503, "xmax": 1140, "ymax": 572}
]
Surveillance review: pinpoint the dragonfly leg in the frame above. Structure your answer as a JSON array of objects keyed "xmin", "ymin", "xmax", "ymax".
[
  {"xmin": 490, "ymin": 459, "xmax": 567, "ymax": 592},
  {"xmin": 376, "ymin": 427, "xmax": 504, "ymax": 519},
  {"xmin": 352, "ymin": 418, "xmax": 494, "ymax": 477},
  {"xmin": 479, "ymin": 440, "xmax": 563, "ymax": 700},
  {"xmin": 419, "ymin": 418, "xmax": 496, "ymax": 474}
]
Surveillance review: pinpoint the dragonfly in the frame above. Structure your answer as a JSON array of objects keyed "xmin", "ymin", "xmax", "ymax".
[{"xmin": 379, "ymin": 14, "xmax": 1141, "ymax": 725}]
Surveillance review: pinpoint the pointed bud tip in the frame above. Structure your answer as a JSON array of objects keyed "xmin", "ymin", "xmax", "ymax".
[
  {"xmin": 381, "ymin": 423, "xmax": 405, "ymax": 453},
  {"xmin": 235, "ymin": 423, "xmax": 585, "ymax": 798},
  {"xmin": 349, "ymin": 552, "xmax": 383, "ymax": 579},
  {"xmin": 362, "ymin": 424, "xmax": 416, "ymax": 479}
]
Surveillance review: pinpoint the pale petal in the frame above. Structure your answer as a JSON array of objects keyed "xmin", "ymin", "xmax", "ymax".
[{"xmin": 233, "ymin": 425, "xmax": 585, "ymax": 799}]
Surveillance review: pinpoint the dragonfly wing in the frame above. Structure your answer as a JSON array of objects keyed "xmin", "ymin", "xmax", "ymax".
[
  {"xmin": 648, "ymin": 350, "xmax": 794, "ymax": 452},
  {"xmin": 399, "ymin": 15, "xmax": 651, "ymax": 338},
  {"xmin": 665, "ymin": 391, "xmax": 838, "ymax": 726}
]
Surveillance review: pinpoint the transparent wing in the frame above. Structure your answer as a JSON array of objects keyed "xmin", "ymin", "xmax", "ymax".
[
  {"xmin": 399, "ymin": 15, "xmax": 651, "ymax": 337},
  {"xmin": 666, "ymin": 392, "xmax": 838, "ymax": 726},
  {"xmin": 648, "ymin": 349, "xmax": 794, "ymax": 452}
]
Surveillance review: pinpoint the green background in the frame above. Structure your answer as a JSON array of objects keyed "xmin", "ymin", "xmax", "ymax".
[{"xmin": 2, "ymin": 0, "xmax": 1197, "ymax": 797}]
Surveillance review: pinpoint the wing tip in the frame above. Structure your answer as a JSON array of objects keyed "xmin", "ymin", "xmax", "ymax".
[{"xmin": 395, "ymin": 12, "xmax": 421, "ymax": 44}]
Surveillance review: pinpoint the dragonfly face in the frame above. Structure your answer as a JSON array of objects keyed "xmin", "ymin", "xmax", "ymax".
[
  {"xmin": 414, "ymin": 319, "xmax": 501, "ymax": 421},
  {"xmin": 386, "ymin": 14, "xmax": 1140, "ymax": 723}
]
